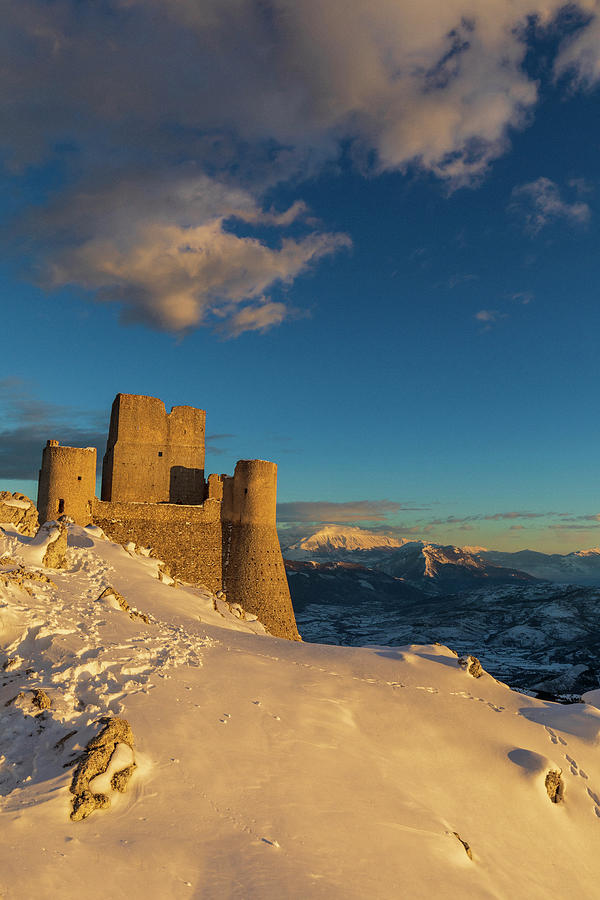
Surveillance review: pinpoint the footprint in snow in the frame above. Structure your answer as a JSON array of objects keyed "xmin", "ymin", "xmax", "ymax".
[{"xmin": 587, "ymin": 788, "xmax": 600, "ymax": 805}]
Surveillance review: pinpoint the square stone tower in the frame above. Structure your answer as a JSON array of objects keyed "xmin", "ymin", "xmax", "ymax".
[{"xmin": 101, "ymin": 394, "xmax": 206, "ymax": 504}]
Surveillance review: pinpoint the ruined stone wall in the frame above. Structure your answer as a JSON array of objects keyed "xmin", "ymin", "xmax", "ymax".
[
  {"xmin": 92, "ymin": 498, "xmax": 222, "ymax": 592},
  {"xmin": 222, "ymin": 460, "xmax": 300, "ymax": 640},
  {"xmin": 37, "ymin": 442, "xmax": 97, "ymax": 525},
  {"xmin": 101, "ymin": 394, "xmax": 206, "ymax": 504},
  {"xmin": 223, "ymin": 522, "xmax": 300, "ymax": 640},
  {"xmin": 35, "ymin": 391, "xmax": 300, "ymax": 641}
]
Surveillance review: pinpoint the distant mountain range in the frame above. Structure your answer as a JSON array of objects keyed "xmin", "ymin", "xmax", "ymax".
[
  {"xmin": 283, "ymin": 525, "xmax": 600, "ymax": 589},
  {"xmin": 481, "ymin": 548, "xmax": 600, "ymax": 585},
  {"xmin": 286, "ymin": 524, "xmax": 409, "ymax": 555},
  {"xmin": 282, "ymin": 525, "xmax": 600, "ymax": 699},
  {"xmin": 284, "ymin": 525, "xmax": 538, "ymax": 595}
]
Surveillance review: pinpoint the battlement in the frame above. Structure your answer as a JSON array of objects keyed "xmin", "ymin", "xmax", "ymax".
[{"xmin": 36, "ymin": 393, "xmax": 299, "ymax": 640}]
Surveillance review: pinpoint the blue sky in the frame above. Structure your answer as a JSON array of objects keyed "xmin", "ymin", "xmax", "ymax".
[{"xmin": 1, "ymin": 1, "xmax": 600, "ymax": 552}]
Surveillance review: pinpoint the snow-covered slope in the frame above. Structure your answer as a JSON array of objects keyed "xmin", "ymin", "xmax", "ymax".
[
  {"xmin": 284, "ymin": 524, "xmax": 409, "ymax": 558},
  {"xmin": 483, "ymin": 548, "xmax": 600, "ymax": 586},
  {"xmin": 293, "ymin": 574, "xmax": 600, "ymax": 699},
  {"xmin": 3, "ymin": 522, "xmax": 600, "ymax": 898}
]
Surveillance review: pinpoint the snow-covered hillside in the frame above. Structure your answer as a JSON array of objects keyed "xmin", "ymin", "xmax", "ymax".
[{"xmin": 3, "ymin": 521, "xmax": 600, "ymax": 898}]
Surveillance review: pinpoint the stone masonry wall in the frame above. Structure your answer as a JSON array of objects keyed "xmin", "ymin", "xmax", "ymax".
[
  {"xmin": 36, "ymin": 393, "xmax": 300, "ymax": 641},
  {"xmin": 38, "ymin": 443, "xmax": 97, "ymax": 526},
  {"xmin": 223, "ymin": 522, "xmax": 300, "ymax": 640},
  {"xmin": 102, "ymin": 394, "xmax": 206, "ymax": 504},
  {"xmin": 222, "ymin": 460, "xmax": 300, "ymax": 640},
  {"xmin": 92, "ymin": 498, "xmax": 222, "ymax": 593}
]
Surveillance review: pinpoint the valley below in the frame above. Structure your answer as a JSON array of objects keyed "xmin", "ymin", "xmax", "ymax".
[{"xmin": 284, "ymin": 527, "xmax": 600, "ymax": 700}]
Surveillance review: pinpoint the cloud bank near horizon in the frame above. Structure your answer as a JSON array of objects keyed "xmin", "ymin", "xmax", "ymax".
[{"xmin": 3, "ymin": 0, "xmax": 600, "ymax": 335}]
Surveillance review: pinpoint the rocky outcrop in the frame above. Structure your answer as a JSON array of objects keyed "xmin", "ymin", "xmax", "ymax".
[
  {"xmin": 41, "ymin": 522, "xmax": 68, "ymax": 569},
  {"xmin": 545, "ymin": 769, "xmax": 564, "ymax": 803},
  {"xmin": 0, "ymin": 563, "xmax": 56, "ymax": 596},
  {"xmin": 31, "ymin": 689, "xmax": 52, "ymax": 710},
  {"xmin": 70, "ymin": 716, "xmax": 136, "ymax": 821},
  {"xmin": 97, "ymin": 586, "xmax": 151, "ymax": 624},
  {"xmin": 0, "ymin": 492, "xmax": 38, "ymax": 537},
  {"xmin": 459, "ymin": 655, "xmax": 484, "ymax": 678}
]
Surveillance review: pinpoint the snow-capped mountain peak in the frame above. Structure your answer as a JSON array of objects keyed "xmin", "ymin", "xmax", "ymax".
[{"xmin": 284, "ymin": 524, "xmax": 409, "ymax": 556}]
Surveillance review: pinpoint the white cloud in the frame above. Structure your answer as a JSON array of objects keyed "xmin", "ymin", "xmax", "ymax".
[
  {"xmin": 4, "ymin": 1, "xmax": 595, "ymax": 181},
  {"xmin": 475, "ymin": 309, "xmax": 501, "ymax": 323},
  {"xmin": 510, "ymin": 177, "xmax": 591, "ymax": 233},
  {"xmin": 2, "ymin": 1, "xmax": 600, "ymax": 333},
  {"xmin": 45, "ymin": 176, "xmax": 349, "ymax": 334},
  {"xmin": 555, "ymin": 5, "xmax": 600, "ymax": 86}
]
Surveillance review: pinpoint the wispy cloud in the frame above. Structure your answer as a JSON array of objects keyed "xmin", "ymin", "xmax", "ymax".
[
  {"xmin": 551, "ymin": 513, "xmax": 600, "ymax": 524},
  {"xmin": 448, "ymin": 273, "xmax": 478, "ymax": 289},
  {"xmin": 549, "ymin": 522, "xmax": 600, "ymax": 531},
  {"xmin": 0, "ymin": 379, "xmax": 106, "ymax": 480},
  {"xmin": 276, "ymin": 499, "xmax": 424, "ymax": 524},
  {"xmin": 510, "ymin": 177, "xmax": 591, "ymax": 234},
  {"xmin": 429, "ymin": 511, "xmax": 560, "ymax": 526},
  {"xmin": 475, "ymin": 309, "xmax": 502, "ymax": 323},
  {"xmin": 205, "ymin": 433, "xmax": 236, "ymax": 457},
  {"xmin": 509, "ymin": 291, "xmax": 534, "ymax": 305}
]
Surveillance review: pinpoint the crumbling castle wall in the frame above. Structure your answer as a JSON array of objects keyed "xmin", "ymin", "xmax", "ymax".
[
  {"xmin": 102, "ymin": 394, "xmax": 205, "ymax": 504},
  {"xmin": 37, "ymin": 442, "xmax": 96, "ymax": 525},
  {"xmin": 36, "ymin": 394, "xmax": 300, "ymax": 640},
  {"xmin": 222, "ymin": 460, "xmax": 300, "ymax": 641},
  {"xmin": 92, "ymin": 499, "xmax": 223, "ymax": 593}
]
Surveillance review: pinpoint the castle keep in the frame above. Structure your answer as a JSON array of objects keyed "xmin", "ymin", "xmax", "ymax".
[{"xmin": 37, "ymin": 393, "xmax": 300, "ymax": 641}]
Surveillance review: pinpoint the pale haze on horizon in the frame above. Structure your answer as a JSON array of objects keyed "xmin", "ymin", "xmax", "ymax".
[{"xmin": 2, "ymin": 1, "xmax": 600, "ymax": 554}]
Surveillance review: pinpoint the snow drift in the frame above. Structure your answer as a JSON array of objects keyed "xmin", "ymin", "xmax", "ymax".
[{"xmin": 2, "ymin": 521, "xmax": 600, "ymax": 898}]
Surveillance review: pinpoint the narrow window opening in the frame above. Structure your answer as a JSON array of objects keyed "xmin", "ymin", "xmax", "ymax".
[
  {"xmin": 58, "ymin": 499, "xmax": 65, "ymax": 514},
  {"xmin": 158, "ymin": 451, "xmax": 163, "ymax": 457},
  {"xmin": 244, "ymin": 488, "xmax": 248, "ymax": 495},
  {"xmin": 77, "ymin": 476, "xmax": 82, "ymax": 481}
]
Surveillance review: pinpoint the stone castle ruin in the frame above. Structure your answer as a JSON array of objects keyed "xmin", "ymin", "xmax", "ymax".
[{"xmin": 37, "ymin": 393, "xmax": 300, "ymax": 640}]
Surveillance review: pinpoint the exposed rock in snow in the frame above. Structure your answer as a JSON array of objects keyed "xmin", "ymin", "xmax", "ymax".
[
  {"xmin": 31, "ymin": 688, "xmax": 52, "ymax": 711},
  {"xmin": 70, "ymin": 716, "xmax": 135, "ymax": 821},
  {"xmin": 97, "ymin": 586, "xmax": 151, "ymax": 624},
  {"xmin": 0, "ymin": 492, "xmax": 38, "ymax": 537},
  {"xmin": 41, "ymin": 523, "xmax": 68, "ymax": 569},
  {"xmin": 453, "ymin": 832, "xmax": 473, "ymax": 860},
  {"xmin": 545, "ymin": 769, "xmax": 564, "ymax": 803},
  {"xmin": 459, "ymin": 655, "xmax": 484, "ymax": 678}
]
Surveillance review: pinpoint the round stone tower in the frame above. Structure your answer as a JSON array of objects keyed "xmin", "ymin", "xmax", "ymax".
[
  {"xmin": 222, "ymin": 460, "xmax": 300, "ymax": 640},
  {"xmin": 37, "ymin": 441, "xmax": 97, "ymax": 525}
]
